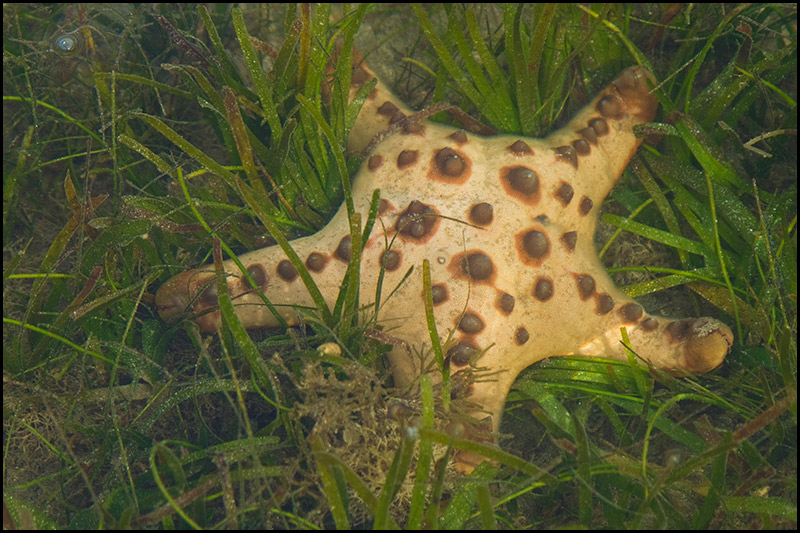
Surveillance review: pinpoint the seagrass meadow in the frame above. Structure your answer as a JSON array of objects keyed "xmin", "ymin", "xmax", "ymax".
[{"xmin": 3, "ymin": 4, "xmax": 797, "ymax": 529}]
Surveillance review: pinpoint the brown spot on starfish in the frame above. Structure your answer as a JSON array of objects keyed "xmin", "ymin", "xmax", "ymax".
[{"xmin": 155, "ymin": 60, "xmax": 733, "ymax": 472}]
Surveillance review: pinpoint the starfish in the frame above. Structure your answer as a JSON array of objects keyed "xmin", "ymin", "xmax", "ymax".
[{"xmin": 155, "ymin": 59, "xmax": 733, "ymax": 469}]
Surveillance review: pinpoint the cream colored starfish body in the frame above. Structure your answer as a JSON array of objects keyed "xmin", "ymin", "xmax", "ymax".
[{"xmin": 156, "ymin": 61, "xmax": 733, "ymax": 467}]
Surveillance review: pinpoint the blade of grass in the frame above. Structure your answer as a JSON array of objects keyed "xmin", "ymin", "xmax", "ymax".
[
  {"xmin": 412, "ymin": 4, "xmax": 515, "ymax": 131},
  {"xmin": 407, "ymin": 373, "xmax": 435, "ymax": 529},
  {"xmin": 232, "ymin": 7, "xmax": 282, "ymax": 138},
  {"xmin": 136, "ymin": 113, "xmax": 240, "ymax": 189},
  {"xmin": 438, "ymin": 462, "xmax": 498, "ymax": 528},
  {"xmin": 601, "ymin": 214, "xmax": 709, "ymax": 257},
  {"xmin": 417, "ymin": 426, "xmax": 558, "ymax": 483},
  {"xmin": 374, "ymin": 425, "xmax": 416, "ymax": 529},
  {"xmin": 295, "ymin": 93, "xmax": 353, "ymax": 219},
  {"xmin": 222, "ymin": 86, "xmax": 258, "ymax": 183},
  {"xmin": 149, "ymin": 443, "xmax": 202, "ymax": 530},
  {"xmin": 523, "ymin": 4, "xmax": 558, "ymax": 134},
  {"xmin": 310, "ymin": 433, "xmax": 350, "ymax": 530}
]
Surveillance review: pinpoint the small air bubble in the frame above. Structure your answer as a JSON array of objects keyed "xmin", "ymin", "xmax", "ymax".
[
  {"xmin": 57, "ymin": 35, "xmax": 76, "ymax": 51},
  {"xmin": 51, "ymin": 31, "xmax": 84, "ymax": 55}
]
